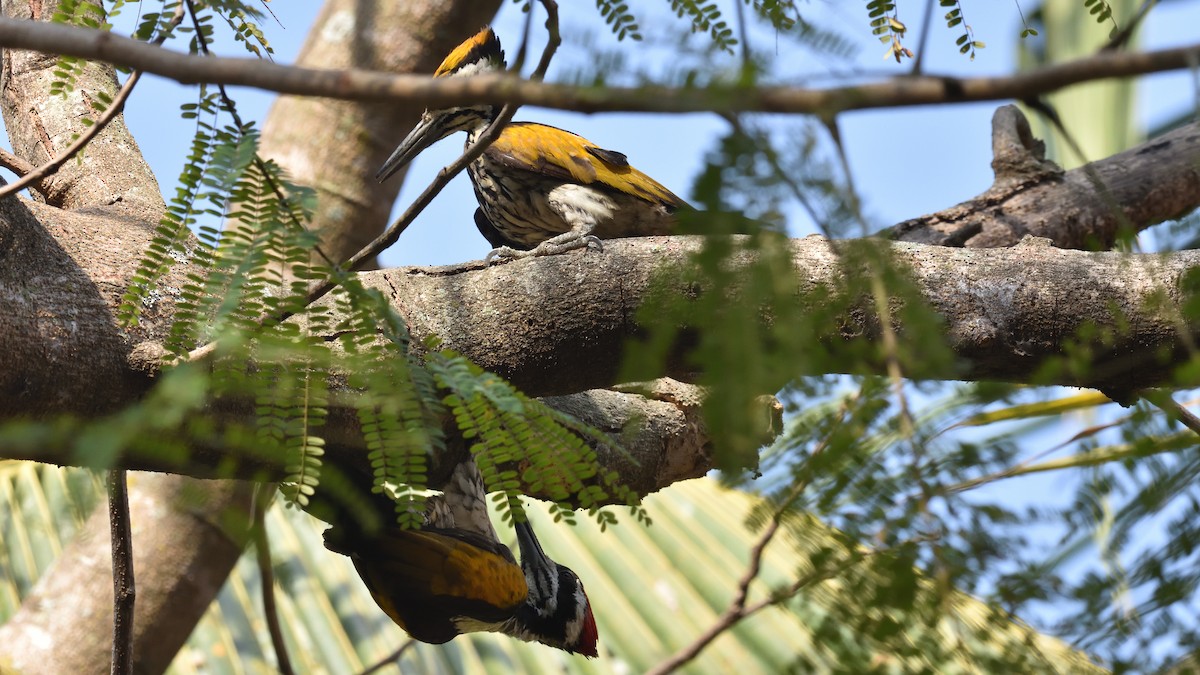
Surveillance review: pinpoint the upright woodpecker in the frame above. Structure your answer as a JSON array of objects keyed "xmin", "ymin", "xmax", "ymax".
[
  {"xmin": 376, "ymin": 27, "xmax": 688, "ymax": 261},
  {"xmin": 323, "ymin": 460, "xmax": 599, "ymax": 656}
]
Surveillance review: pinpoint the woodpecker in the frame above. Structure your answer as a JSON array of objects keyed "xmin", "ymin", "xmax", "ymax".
[
  {"xmin": 322, "ymin": 460, "xmax": 599, "ymax": 656},
  {"xmin": 377, "ymin": 27, "xmax": 688, "ymax": 261}
]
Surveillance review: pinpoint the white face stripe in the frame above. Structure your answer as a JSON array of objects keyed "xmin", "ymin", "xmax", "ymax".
[
  {"xmin": 526, "ymin": 564, "xmax": 560, "ymax": 616},
  {"xmin": 561, "ymin": 579, "xmax": 589, "ymax": 645}
]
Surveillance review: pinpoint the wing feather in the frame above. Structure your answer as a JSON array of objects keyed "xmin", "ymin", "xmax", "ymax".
[
  {"xmin": 341, "ymin": 528, "xmax": 527, "ymax": 643},
  {"xmin": 484, "ymin": 122, "xmax": 687, "ymax": 208}
]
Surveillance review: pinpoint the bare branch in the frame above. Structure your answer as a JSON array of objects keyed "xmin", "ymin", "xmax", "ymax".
[
  {"xmin": 1140, "ymin": 390, "xmax": 1200, "ymax": 438},
  {"xmin": 0, "ymin": 70, "xmax": 144, "ymax": 201},
  {"xmin": 0, "ymin": 146, "xmax": 35, "ymax": 176},
  {"xmin": 0, "ymin": 18, "xmax": 1195, "ymax": 116},
  {"xmin": 647, "ymin": 396, "xmax": 855, "ymax": 673},
  {"xmin": 252, "ymin": 486, "xmax": 294, "ymax": 675},
  {"xmin": 888, "ymin": 109, "xmax": 1200, "ymax": 248},
  {"xmin": 107, "ymin": 469, "xmax": 135, "ymax": 675},
  {"xmin": 358, "ymin": 640, "xmax": 416, "ymax": 675}
]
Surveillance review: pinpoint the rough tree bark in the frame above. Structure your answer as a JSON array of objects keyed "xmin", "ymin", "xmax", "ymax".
[{"xmin": 2, "ymin": 108, "xmax": 1199, "ymax": 472}]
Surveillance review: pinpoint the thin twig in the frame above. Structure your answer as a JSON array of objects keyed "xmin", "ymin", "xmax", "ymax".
[
  {"xmin": 357, "ymin": 640, "xmax": 416, "ymax": 675},
  {"xmin": 649, "ymin": 529, "xmax": 875, "ymax": 675},
  {"xmin": 911, "ymin": 0, "xmax": 937, "ymax": 75},
  {"xmin": 0, "ymin": 147, "xmax": 34, "ymax": 176},
  {"xmin": 646, "ymin": 391, "xmax": 859, "ymax": 675},
  {"xmin": 107, "ymin": 469, "xmax": 136, "ymax": 675},
  {"xmin": 185, "ymin": 0, "xmax": 562, "ymax": 365},
  {"xmin": 252, "ymin": 484, "xmax": 294, "ymax": 675},
  {"xmin": 733, "ymin": 0, "xmax": 750, "ymax": 70},
  {"xmin": 645, "ymin": 502, "xmax": 791, "ymax": 675},
  {"xmin": 718, "ymin": 113, "xmax": 827, "ymax": 236},
  {"xmin": 0, "ymin": 18, "xmax": 1194, "ymax": 115},
  {"xmin": 0, "ymin": 6, "xmax": 184, "ymax": 201},
  {"xmin": 1141, "ymin": 390, "xmax": 1200, "ymax": 437}
]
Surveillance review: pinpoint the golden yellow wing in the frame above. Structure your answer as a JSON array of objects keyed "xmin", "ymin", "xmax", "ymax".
[
  {"xmin": 348, "ymin": 528, "xmax": 528, "ymax": 643},
  {"xmin": 486, "ymin": 122, "xmax": 688, "ymax": 209}
]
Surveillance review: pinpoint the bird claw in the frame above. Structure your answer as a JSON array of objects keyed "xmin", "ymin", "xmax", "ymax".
[
  {"xmin": 485, "ymin": 234, "xmax": 603, "ymax": 264},
  {"xmin": 485, "ymin": 246, "xmax": 522, "ymax": 264}
]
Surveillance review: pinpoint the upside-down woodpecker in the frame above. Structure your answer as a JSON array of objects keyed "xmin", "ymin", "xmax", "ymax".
[
  {"xmin": 376, "ymin": 27, "xmax": 688, "ymax": 261},
  {"xmin": 322, "ymin": 460, "xmax": 599, "ymax": 656}
]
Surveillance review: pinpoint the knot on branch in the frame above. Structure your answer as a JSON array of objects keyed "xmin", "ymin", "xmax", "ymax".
[{"xmin": 990, "ymin": 105, "xmax": 1063, "ymax": 188}]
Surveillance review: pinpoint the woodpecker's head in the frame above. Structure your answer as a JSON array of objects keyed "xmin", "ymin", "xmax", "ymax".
[
  {"xmin": 508, "ymin": 519, "xmax": 599, "ymax": 657},
  {"xmin": 377, "ymin": 27, "xmax": 506, "ymax": 182}
]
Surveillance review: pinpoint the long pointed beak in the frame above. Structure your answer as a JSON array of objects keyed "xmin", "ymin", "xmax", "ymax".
[
  {"xmin": 514, "ymin": 519, "xmax": 552, "ymax": 571},
  {"xmin": 376, "ymin": 113, "xmax": 450, "ymax": 182}
]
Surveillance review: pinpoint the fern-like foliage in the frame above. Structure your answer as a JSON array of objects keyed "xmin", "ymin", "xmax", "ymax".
[
  {"xmin": 428, "ymin": 351, "xmax": 648, "ymax": 529},
  {"xmin": 1083, "ymin": 0, "xmax": 1120, "ymax": 31},
  {"xmin": 939, "ymin": 0, "xmax": 985, "ymax": 60},
  {"xmin": 331, "ymin": 282, "xmax": 444, "ymax": 529},
  {"xmin": 595, "ymin": 0, "xmax": 643, "ymax": 41},
  {"xmin": 48, "ymin": 0, "xmax": 107, "ymax": 99},
  {"xmin": 120, "ymin": 89, "xmax": 221, "ymax": 327},
  {"xmin": 46, "ymin": 0, "xmax": 649, "ymax": 547},
  {"xmin": 751, "ymin": 0, "xmax": 799, "ymax": 31},
  {"xmin": 669, "ymin": 0, "xmax": 738, "ymax": 53},
  {"xmin": 209, "ymin": 1, "xmax": 274, "ymax": 59},
  {"xmin": 867, "ymin": 0, "xmax": 913, "ymax": 62}
]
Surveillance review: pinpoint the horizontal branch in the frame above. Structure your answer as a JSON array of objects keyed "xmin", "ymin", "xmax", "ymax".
[
  {"xmin": 3, "ymin": 377, "xmax": 737, "ymax": 504},
  {"xmin": 891, "ymin": 108, "xmax": 1200, "ymax": 249},
  {"xmin": 3, "ymin": 107, "xmax": 1199, "ymax": 487},
  {"xmin": 0, "ymin": 18, "xmax": 1196, "ymax": 115},
  {"xmin": 364, "ymin": 236, "xmax": 1200, "ymax": 399}
]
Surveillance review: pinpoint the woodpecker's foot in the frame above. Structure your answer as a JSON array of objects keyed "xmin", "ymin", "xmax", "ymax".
[{"xmin": 485, "ymin": 234, "xmax": 603, "ymax": 264}]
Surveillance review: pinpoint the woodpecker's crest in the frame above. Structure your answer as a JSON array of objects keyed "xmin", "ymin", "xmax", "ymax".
[{"xmin": 434, "ymin": 27, "xmax": 505, "ymax": 78}]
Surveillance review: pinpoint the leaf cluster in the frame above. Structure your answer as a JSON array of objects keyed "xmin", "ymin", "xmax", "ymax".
[{"xmin": 39, "ymin": 1, "xmax": 646, "ymax": 540}]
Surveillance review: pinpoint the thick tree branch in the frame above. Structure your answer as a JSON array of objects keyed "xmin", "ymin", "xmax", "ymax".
[
  {"xmin": 889, "ymin": 107, "xmax": 1200, "ymax": 248},
  {"xmin": 358, "ymin": 235, "xmax": 1200, "ymax": 398},
  {"xmin": 0, "ymin": 17, "xmax": 1195, "ymax": 116},
  {"xmin": 5, "ymin": 234, "xmax": 1200, "ymax": 482},
  {"xmin": 3, "ymin": 111, "xmax": 1200, "ymax": 484}
]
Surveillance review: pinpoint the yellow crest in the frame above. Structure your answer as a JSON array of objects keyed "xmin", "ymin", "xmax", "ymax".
[{"xmin": 434, "ymin": 27, "xmax": 506, "ymax": 78}]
